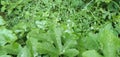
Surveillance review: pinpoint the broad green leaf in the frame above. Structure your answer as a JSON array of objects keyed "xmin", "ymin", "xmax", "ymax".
[
  {"xmin": 63, "ymin": 39, "xmax": 77, "ymax": 50},
  {"xmin": 0, "ymin": 27, "xmax": 17, "ymax": 46},
  {"xmin": 26, "ymin": 38, "xmax": 39, "ymax": 57},
  {"xmin": 17, "ymin": 46, "xmax": 32, "ymax": 57},
  {"xmin": 3, "ymin": 43, "xmax": 22, "ymax": 55},
  {"xmin": 0, "ymin": 46, "xmax": 7, "ymax": 55},
  {"xmin": 0, "ymin": 55, "xmax": 11, "ymax": 57},
  {"xmin": 54, "ymin": 26, "xmax": 63, "ymax": 53},
  {"xmin": 99, "ymin": 23, "xmax": 120, "ymax": 57},
  {"xmin": 37, "ymin": 42, "xmax": 58, "ymax": 55},
  {"xmin": 81, "ymin": 33, "xmax": 99, "ymax": 50},
  {"xmin": 82, "ymin": 50, "xmax": 102, "ymax": 57},
  {"xmin": 12, "ymin": 22, "xmax": 28, "ymax": 32},
  {"xmin": 64, "ymin": 49, "xmax": 79, "ymax": 57},
  {"xmin": 27, "ymin": 29, "xmax": 53, "ymax": 43}
]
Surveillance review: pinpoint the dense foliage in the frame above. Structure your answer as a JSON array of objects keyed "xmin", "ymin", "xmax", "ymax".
[{"xmin": 0, "ymin": 0, "xmax": 120, "ymax": 57}]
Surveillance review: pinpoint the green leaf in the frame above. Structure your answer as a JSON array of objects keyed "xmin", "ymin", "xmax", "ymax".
[
  {"xmin": 81, "ymin": 33, "xmax": 99, "ymax": 50},
  {"xmin": 35, "ymin": 20, "xmax": 47, "ymax": 29},
  {"xmin": 102, "ymin": 0, "xmax": 112, "ymax": 3},
  {"xmin": 54, "ymin": 26, "xmax": 63, "ymax": 53},
  {"xmin": 82, "ymin": 50, "xmax": 102, "ymax": 57},
  {"xmin": 3, "ymin": 43, "xmax": 22, "ymax": 55},
  {"xmin": 0, "ymin": 46, "xmax": 7, "ymax": 55},
  {"xmin": 17, "ymin": 46, "xmax": 32, "ymax": 57},
  {"xmin": 37, "ymin": 42, "xmax": 58, "ymax": 56},
  {"xmin": 12, "ymin": 22, "xmax": 28, "ymax": 32},
  {"xmin": 63, "ymin": 39, "xmax": 77, "ymax": 50},
  {"xmin": 0, "ymin": 16, "xmax": 5, "ymax": 25},
  {"xmin": 0, "ymin": 55, "xmax": 11, "ymax": 57},
  {"xmin": 0, "ymin": 27, "xmax": 17, "ymax": 46},
  {"xmin": 1, "ymin": 1, "xmax": 7, "ymax": 5},
  {"xmin": 27, "ymin": 29, "xmax": 53, "ymax": 43},
  {"xmin": 99, "ymin": 23, "xmax": 120, "ymax": 57},
  {"xmin": 1, "ymin": 6, "xmax": 6, "ymax": 12},
  {"xmin": 64, "ymin": 49, "xmax": 79, "ymax": 57},
  {"xmin": 26, "ymin": 38, "xmax": 42, "ymax": 57}
]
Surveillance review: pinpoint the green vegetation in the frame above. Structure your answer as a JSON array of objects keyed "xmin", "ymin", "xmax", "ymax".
[{"xmin": 0, "ymin": 0, "xmax": 120, "ymax": 57}]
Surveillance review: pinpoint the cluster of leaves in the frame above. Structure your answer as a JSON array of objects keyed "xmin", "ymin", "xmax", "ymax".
[{"xmin": 0, "ymin": 0, "xmax": 120, "ymax": 57}]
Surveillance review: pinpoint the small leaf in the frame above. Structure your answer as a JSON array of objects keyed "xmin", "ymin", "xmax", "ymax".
[
  {"xmin": 102, "ymin": 0, "xmax": 112, "ymax": 3},
  {"xmin": 1, "ymin": 6, "xmax": 6, "ymax": 12}
]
